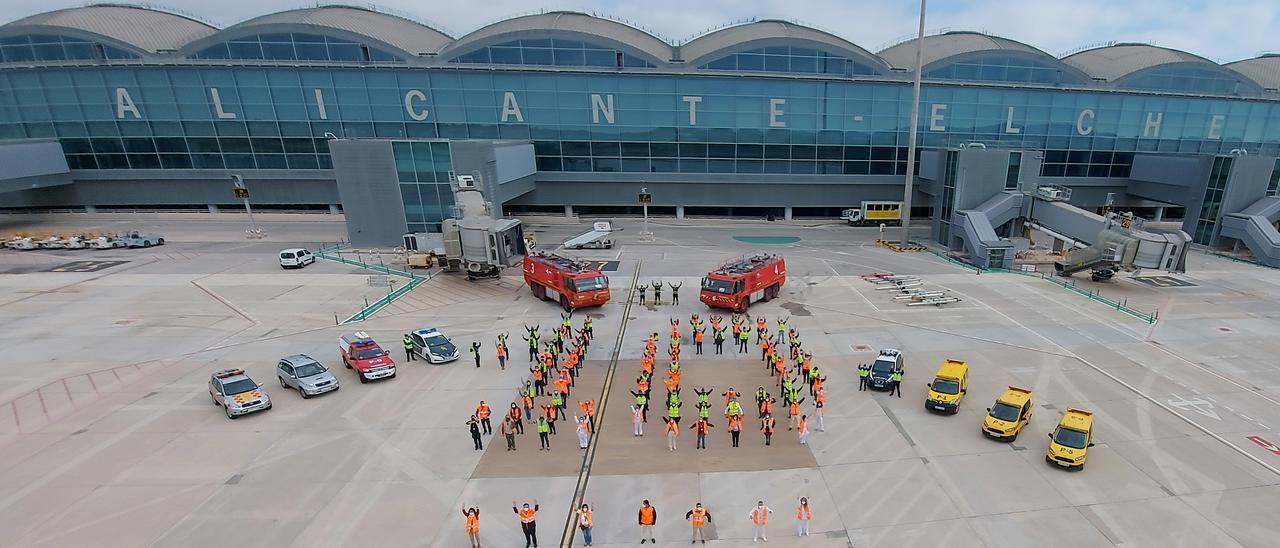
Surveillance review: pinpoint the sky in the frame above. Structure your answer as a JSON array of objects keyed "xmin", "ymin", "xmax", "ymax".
[{"xmin": 5, "ymin": 0, "xmax": 1280, "ymax": 62}]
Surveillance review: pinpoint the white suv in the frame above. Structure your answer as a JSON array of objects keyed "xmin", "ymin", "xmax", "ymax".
[{"xmin": 279, "ymin": 248, "xmax": 315, "ymax": 269}]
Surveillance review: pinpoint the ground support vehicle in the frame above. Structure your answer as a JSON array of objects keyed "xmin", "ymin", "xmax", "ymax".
[
  {"xmin": 925, "ymin": 359, "xmax": 968, "ymax": 414},
  {"xmin": 842, "ymin": 201, "xmax": 904, "ymax": 226},
  {"xmin": 208, "ymin": 368, "xmax": 271, "ymax": 419},
  {"xmin": 339, "ymin": 332, "xmax": 396, "ymax": 383},
  {"xmin": 699, "ymin": 254, "xmax": 786, "ymax": 312},
  {"xmin": 1046, "ymin": 408, "xmax": 1095, "ymax": 470},
  {"xmin": 522, "ymin": 252, "xmax": 610, "ymax": 311},
  {"xmin": 983, "ymin": 387, "xmax": 1033, "ymax": 441}
]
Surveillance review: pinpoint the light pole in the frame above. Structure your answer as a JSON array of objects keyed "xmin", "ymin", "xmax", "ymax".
[
  {"xmin": 900, "ymin": 0, "xmax": 927, "ymax": 246},
  {"xmin": 639, "ymin": 186, "xmax": 653, "ymax": 241},
  {"xmin": 231, "ymin": 174, "xmax": 264, "ymax": 239}
]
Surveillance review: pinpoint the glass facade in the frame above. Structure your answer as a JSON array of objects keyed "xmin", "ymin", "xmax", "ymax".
[
  {"xmin": 2, "ymin": 66, "xmax": 1280, "ymax": 176},
  {"xmin": 393, "ymin": 141, "xmax": 454, "ymax": 233},
  {"xmin": 1119, "ymin": 66, "xmax": 1243, "ymax": 96},
  {"xmin": 0, "ymin": 34, "xmax": 138, "ymax": 63},
  {"xmin": 193, "ymin": 33, "xmax": 403, "ymax": 63},
  {"xmin": 449, "ymin": 39, "xmax": 655, "ymax": 68},
  {"xmin": 1193, "ymin": 155, "xmax": 1232, "ymax": 244},
  {"xmin": 924, "ymin": 55, "xmax": 1078, "ymax": 85},
  {"xmin": 698, "ymin": 46, "xmax": 879, "ymax": 77},
  {"xmin": 1267, "ymin": 158, "xmax": 1280, "ymax": 197}
]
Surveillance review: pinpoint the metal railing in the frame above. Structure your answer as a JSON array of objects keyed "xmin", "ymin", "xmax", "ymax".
[
  {"xmin": 927, "ymin": 250, "xmax": 1158, "ymax": 324},
  {"xmin": 314, "ymin": 241, "xmax": 431, "ymax": 324}
]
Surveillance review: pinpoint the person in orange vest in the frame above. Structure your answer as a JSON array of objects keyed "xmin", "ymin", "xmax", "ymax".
[
  {"xmin": 760, "ymin": 336, "xmax": 771, "ymax": 363},
  {"xmin": 462, "ymin": 505, "xmax": 481, "ymax": 548},
  {"xmin": 694, "ymin": 327, "xmax": 705, "ymax": 355},
  {"xmin": 759, "ymin": 396, "xmax": 775, "ymax": 420},
  {"xmin": 508, "ymin": 402, "xmax": 524, "ymax": 435},
  {"xmin": 513, "ymin": 500, "xmax": 539, "ymax": 548},
  {"xmin": 685, "ymin": 502, "xmax": 712, "ymax": 544},
  {"xmin": 530, "ymin": 365, "xmax": 545, "ymax": 396},
  {"xmin": 476, "ymin": 401, "xmax": 492, "ymax": 435},
  {"xmin": 638, "ymin": 500, "xmax": 657, "ymax": 544},
  {"xmin": 539, "ymin": 403, "xmax": 557, "ymax": 435},
  {"xmin": 641, "ymin": 353, "xmax": 654, "ymax": 376},
  {"xmin": 749, "ymin": 500, "xmax": 773, "ymax": 542},
  {"xmin": 521, "ymin": 391, "xmax": 534, "ymax": 422},
  {"xmin": 554, "ymin": 376, "xmax": 570, "ymax": 400},
  {"xmin": 727, "ymin": 414, "xmax": 743, "ymax": 447},
  {"xmin": 761, "ymin": 413, "xmax": 776, "ymax": 446},
  {"xmin": 496, "ymin": 339, "xmax": 508, "ymax": 371},
  {"xmin": 665, "ymin": 417, "xmax": 680, "ymax": 451},
  {"xmin": 722, "ymin": 387, "xmax": 741, "ymax": 404},
  {"xmin": 689, "ymin": 417, "xmax": 715, "ymax": 449},
  {"xmin": 578, "ymin": 399, "xmax": 596, "ymax": 431},
  {"xmin": 795, "ymin": 497, "xmax": 812, "ymax": 537},
  {"xmin": 576, "ymin": 503, "xmax": 595, "ymax": 546},
  {"xmin": 663, "ymin": 375, "xmax": 679, "ymax": 394},
  {"xmin": 755, "ymin": 316, "xmax": 767, "ymax": 344},
  {"xmin": 798, "ymin": 414, "xmax": 811, "ymax": 445},
  {"xmin": 787, "ymin": 396, "xmax": 805, "ymax": 430}
]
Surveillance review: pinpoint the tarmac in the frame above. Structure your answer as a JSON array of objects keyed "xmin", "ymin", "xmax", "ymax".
[{"xmin": 0, "ymin": 212, "xmax": 1278, "ymax": 547}]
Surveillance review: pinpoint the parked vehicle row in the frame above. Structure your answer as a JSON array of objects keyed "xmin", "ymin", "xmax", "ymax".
[
  {"xmin": 3, "ymin": 231, "xmax": 164, "ymax": 251},
  {"xmin": 210, "ymin": 328, "xmax": 459, "ymax": 419}
]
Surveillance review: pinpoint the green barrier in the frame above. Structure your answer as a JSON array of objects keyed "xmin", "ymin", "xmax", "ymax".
[
  {"xmin": 313, "ymin": 241, "xmax": 429, "ymax": 324},
  {"xmin": 926, "ymin": 250, "xmax": 1158, "ymax": 324},
  {"xmin": 341, "ymin": 276, "xmax": 426, "ymax": 324}
]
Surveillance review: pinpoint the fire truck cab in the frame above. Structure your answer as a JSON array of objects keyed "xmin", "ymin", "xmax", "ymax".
[
  {"xmin": 699, "ymin": 254, "xmax": 786, "ymax": 312},
  {"xmin": 522, "ymin": 252, "xmax": 611, "ymax": 311}
]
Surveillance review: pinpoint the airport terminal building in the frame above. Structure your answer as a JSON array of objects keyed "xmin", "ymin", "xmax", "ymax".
[{"xmin": 2, "ymin": 4, "xmax": 1280, "ymax": 258}]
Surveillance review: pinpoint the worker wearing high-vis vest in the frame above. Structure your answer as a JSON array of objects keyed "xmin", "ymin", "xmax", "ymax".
[
  {"xmin": 576, "ymin": 503, "xmax": 594, "ymax": 547},
  {"xmin": 476, "ymin": 401, "xmax": 492, "ymax": 435},
  {"xmin": 513, "ymin": 500, "xmax": 539, "ymax": 548},
  {"xmin": 638, "ymin": 500, "xmax": 657, "ymax": 544},
  {"xmin": 796, "ymin": 497, "xmax": 812, "ymax": 537},
  {"xmin": 761, "ymin": 413, "xmax": 776, "ymax": 446},
  {"xmin": 665, "ymin": 417, "xmax": 680, "ymax": 452},
  {"xmin": 462, "ymin": 506, "xmax": 481, "ymax": 548},
  {"xmin": 403, "ymin": 334, "xmax": 415, "ymax": 361},
  {"xmin": 686, "ymin": 503, "xmax": 712, "ymax": 544},
  {"xmin": 798, "ymin": 414, "xmax": 811, "ymax": 445},
  {"xmin": 738, "ymin": 327, "xmax": 750, "ymax": 352},
  {"xmin": 749, "ymin": 501, "xmax": 773, "ymax": 542}
]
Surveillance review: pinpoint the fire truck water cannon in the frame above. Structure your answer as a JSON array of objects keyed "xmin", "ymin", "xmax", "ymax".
[
  {"xmin": 522, "ymin": 251, "xmax": 611, "ymax": 311},
  {"xmin": 699, "ymin": 253, "xmax": 786, "ymax": 312}
]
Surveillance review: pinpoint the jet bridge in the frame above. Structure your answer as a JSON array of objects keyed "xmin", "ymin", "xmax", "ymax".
[{"xmin": 1218, "ymin": 196, "xmax": 1280, "ymax": 267}]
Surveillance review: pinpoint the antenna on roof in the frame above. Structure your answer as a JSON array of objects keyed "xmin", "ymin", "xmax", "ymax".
[{"xmin": 1057, "ymin": 40, "xmax": 1117, "ymax": 58}]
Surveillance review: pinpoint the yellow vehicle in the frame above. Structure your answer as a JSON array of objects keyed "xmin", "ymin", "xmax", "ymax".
[
  {"xmin": 841, "ymin": 201, "xmax": 904, "ymax": 226},
  {"xmin": 1046, "ymin": 408, "xmax": 1095, "ymax": 470},
  {"xmin": 982, "ymin": 386, "xmax": 1033, "ymax": 441},
  {"xmin": 924, "ymin": 359, "xmax": 968, "ymax": 414}
]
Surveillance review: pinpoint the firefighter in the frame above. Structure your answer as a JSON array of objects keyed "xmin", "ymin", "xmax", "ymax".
[
  {"xmin": 637, "ymin": 283, "xmax": 647, "ymax": 305},
  {"xmin": 652, "ymin": 280, "xmax": 663, "ymax": 305},
  {"xmin": 712, "ymin": 327, "xmax": 725, "ymax": 355},
  {"xmin": 669, "ymin": 281, "xmax": 682, "ymax": 305},
  {"xmin": 403, "ymin": 334, "xmax": 415, "ymax": 361}
]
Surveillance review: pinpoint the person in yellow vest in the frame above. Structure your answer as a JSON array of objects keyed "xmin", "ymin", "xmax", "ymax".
[
  {"xmin": 513, "ymin": 500, "xmax": 539, "ymax": 548},
  {"xmin": 796, "ymin": 497, "xmax": 812, "ymax": 537},
  {"xmin": 576, "ymin": 503, "xmax": 594, "ymax": 547},
  {"xmin": 685, "ymin": 502, "xmax": 712, "ymax": 544},
  {"xmin": 462, "ymin": 505, "xmax": 481, "ymax": 548},
  {"xmin": 749, "ymin": 500, "xmax": 773, "ymax": 542}
]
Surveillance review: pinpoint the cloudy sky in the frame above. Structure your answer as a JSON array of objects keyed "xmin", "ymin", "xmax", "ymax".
[{"xmin": 5, "ymin": 0, "xmax": 1279, "ymax": 62}]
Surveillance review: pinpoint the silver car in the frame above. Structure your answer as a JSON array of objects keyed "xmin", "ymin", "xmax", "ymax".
[{"xmin": 277, "ymin": 354, "xmax": 339, "ymax": 398}]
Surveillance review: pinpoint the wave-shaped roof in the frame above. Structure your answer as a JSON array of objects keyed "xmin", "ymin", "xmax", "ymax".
[
  {"xmin": 0, "ymin": 6, "xmax": 1273, "ymax": 96},
  {"xmin": 2, "ymin": 4, "xmax": 216, "ymax": 53},
  {"xmin": 441, "ymin": 11, "xmax": 671, "ymax": 64},
  {"xmin": 679, "ymin": 19, "xmax": 889, "ymax": 72},
  {"xmin": 1063, "ymin": 43, "xmax": 1218, "ymax": 81}
]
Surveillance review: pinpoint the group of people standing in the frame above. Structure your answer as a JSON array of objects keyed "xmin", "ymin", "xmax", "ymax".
[
  {"xmin": 635, "ymin": 280, "xmax": 683, "ymax": 306},
  {"xmin": 627, "ymin": 314, "xmax": 829, "ymax": 451}
]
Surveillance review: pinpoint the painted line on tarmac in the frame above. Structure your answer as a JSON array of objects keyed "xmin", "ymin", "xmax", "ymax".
[{"xmin": 560, "ymin": 260, "xmax": 642, "ymax": 548}]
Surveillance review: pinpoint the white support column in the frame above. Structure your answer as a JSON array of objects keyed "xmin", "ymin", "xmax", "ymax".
[
  {"xmin": 1153, "ymin": 207, "xmax": 1164, "ymax": 221},
  {"xmin": 784, "ymin": 206, "xmax": 793, "ymax": 220},
  {"xmin": 207, "ymin": 204, "xmax": 219, "ymax": 214},
  {"xmin": 565, "ymin": 204, "xmax": 574, "ymax": 218},
  {"xmin": 329, "ymin": 204, "xmax": 341, "ymax": 214},
  {"xmin": 84, "ymin": 205, "xmax": 96, "ymax": 214},
  {"xmin": 676, "ymin": 205, "xmax": 685, "ymax": 219}
]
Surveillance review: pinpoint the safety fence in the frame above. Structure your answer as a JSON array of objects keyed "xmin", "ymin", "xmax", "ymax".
[
  {"xmin": 314, "ymin": 241, "xmax": 430, "ymax": 324},
  {"xmin": 927, "ymin": 250, "xmax": 1159, "ymax": 324}
]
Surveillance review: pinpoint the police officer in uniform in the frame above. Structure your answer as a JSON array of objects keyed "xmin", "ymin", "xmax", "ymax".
[{"xmin": 403, "ymin": 333, "xmax": 415, "ymax": 361}]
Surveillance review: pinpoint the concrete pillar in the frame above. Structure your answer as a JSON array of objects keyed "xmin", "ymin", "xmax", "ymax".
[
  {"xmin": 1052, "ymin": 238, "xmax": 1065, "ymax": 253},
  {"xmin": 1153, "ymin": 207, "xmax": 1164, "ymax": 221},
  {"xmin": 207, "ymin": 204, "xmax": 219, "ymax": 214},
  {"xmin": 84, "ymin": 205, "xmax": 96, "ymax": 214},
  {"xmin": 676, "ymin": 205, "xmax": 685, "ymax": 219},
  {"xmin": 329, "ymin": 204, "xmax": 341, "ymax": 214},
  {"xmin": 784, "ymin": 206, "xmax": 793, "ymax": 220},
  {"xmin": 565, "ymin": 204, "xmax": 574, "ymax": 217}
]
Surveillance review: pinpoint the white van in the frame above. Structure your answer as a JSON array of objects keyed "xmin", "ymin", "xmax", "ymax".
[{"xmin": 279, "ymin": 248, "xmax": 315, "ymax": 269}]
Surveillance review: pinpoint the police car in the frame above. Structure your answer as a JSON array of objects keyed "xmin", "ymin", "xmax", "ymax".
[
  {"xmin": 868, "ymin": 349, "xmax": 904, "ymax": 390},
  {"xmin": 410, "ymin": 327, "xmax": 460, "ymax": 363},
  {"xmin": 209, "ymin": 368, "xmax": 271, "ymax": 419}
]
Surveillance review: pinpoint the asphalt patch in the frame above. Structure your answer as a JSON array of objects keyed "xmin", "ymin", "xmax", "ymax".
[
  {"xmin": 781, "ymin": 301, "xmax": 812, "ymax": 317},
  {"xmin": 42, "ymin": 260, "xmax": 129, "ymax": 273}
]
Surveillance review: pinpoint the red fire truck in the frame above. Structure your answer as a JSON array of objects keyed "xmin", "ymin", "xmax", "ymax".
[
  {"xmin": 522, "ymin": 252, "xmax": 611, "ymax": 311},
  {"xmin": 699, "ymin": 254, "xmax": 786, "ymax": 312}
]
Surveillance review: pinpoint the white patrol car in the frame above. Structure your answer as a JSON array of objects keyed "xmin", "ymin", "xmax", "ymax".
[
  {"xmin": 410, "ymin": 327, "xmax": 460, "ymax": 363},
  {"xmin": 208, "ymin": 368, "xmax": 272, "ymax": 419},
  {"xmin": 279, "ymin": 248, "xmax": 316, "ymax": 269}
]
